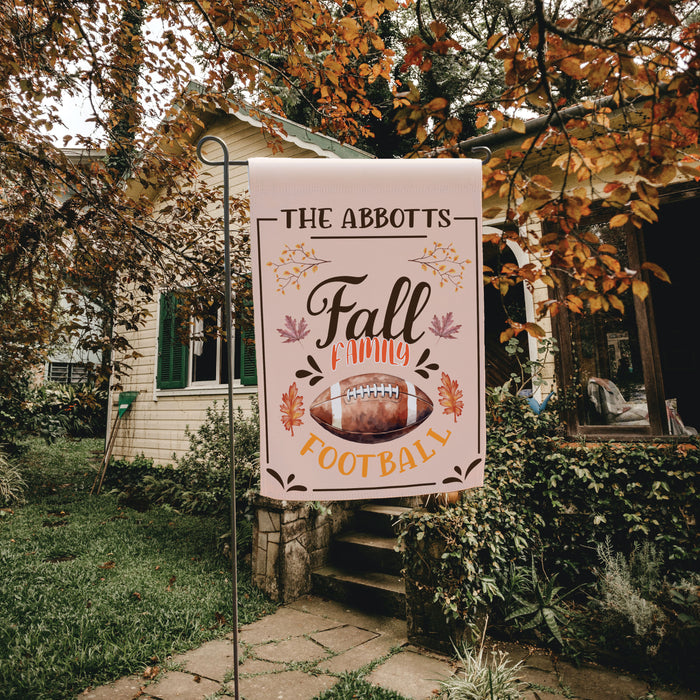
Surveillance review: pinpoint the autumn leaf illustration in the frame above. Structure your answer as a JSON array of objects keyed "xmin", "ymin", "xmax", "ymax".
[
  {"xmin": 280, "ymin": 382, "xmax": 305, "ymax": 436},
  {"xmin": 429, "ymin": 312, "xmax": 462, "ymax": 340},
  {"xmin": 438, "ymin": 372, "xmax": 464, "ymax": 422},
  {"xmin": 277, "ymin": 315, "xmax": 310, "ymax": 343}
]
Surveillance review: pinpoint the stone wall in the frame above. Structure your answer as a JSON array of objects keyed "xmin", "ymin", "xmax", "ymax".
[{"xmin": 252, "ymin": 496, "xmax": 357, "ymax": 603}]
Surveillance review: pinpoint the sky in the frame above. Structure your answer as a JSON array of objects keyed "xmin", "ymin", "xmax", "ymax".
[
  {"xmin": 53, "ymin": 96, "xmax": 99, "ymax": 145},
  {"xmin": 48, "ymin": 15, "xmax": 195, "ymax": 147}
]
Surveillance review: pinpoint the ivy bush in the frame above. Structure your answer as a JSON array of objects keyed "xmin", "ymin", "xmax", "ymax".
[
  {"xmin": 522, "ymin": 438, "xmax": 698, "ymax": 578},
  {"xmin": 398, "ymin": 392, "xmax": 699, "ymax": 650},
  {"xmin": 399, "ymin": 395, "xmax": 557, "ymax": 626}
]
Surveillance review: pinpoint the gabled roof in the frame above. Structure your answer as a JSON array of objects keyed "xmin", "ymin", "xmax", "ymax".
[
  {"xmin": 126, "ymin": 86, "xmax": 374, "ymax": 202},
  {"xmin": 62, "ymin": 148, "xmax": 108, "ymax": 163},
  {"xmin": 186, "ymin": 82, "xmax": 373, "ymax": 160},
  {"xmin": 233, "ymin": 104, "xmax": 373, "ymax": 160}
]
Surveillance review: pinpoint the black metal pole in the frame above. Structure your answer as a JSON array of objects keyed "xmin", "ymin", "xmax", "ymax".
[{"xmin": 196, "ymin": 136, "xmax": 247, "ymax": 700}]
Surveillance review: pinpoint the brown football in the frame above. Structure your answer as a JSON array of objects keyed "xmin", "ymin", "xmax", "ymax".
[{"xmin": 309, "ymin": 373, "xmax": 433, "ymax": 444}]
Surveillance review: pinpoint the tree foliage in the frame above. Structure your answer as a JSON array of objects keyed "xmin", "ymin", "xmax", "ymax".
[
  {"xmin": 394, "ymin": 0, "xmax": 700, "ymax": 328},
  {"xmin": 3, "ymin": 0, "xmax": 699, "ymax": 381},
  {"xmin": 0, "ymin": 0, "xmax": 398, "ymax": 383}
]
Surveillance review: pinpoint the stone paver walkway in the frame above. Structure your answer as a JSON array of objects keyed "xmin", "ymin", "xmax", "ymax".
[{"xmin": 79, "ymin": 595, "xmax": 700, "ymax": 700}]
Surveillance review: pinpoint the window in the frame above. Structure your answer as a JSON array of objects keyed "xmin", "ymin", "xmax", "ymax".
[
  {"xmin": 47, "ymin": 361, "xmax": 90, "ymax": 384},
  {"xmin": 553, "ymin": 187, "xmax": 700, "ymax": 437},
  {"xmin": 191, "ymin": 309, "xmax": 228, "ymax": 384},
  {"xmin": 157, "ymin": 291, "xmax": 257, "ymax": 390}
]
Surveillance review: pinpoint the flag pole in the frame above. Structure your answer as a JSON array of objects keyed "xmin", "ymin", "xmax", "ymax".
[{"xmin": 196, "ymin": 136, "xmax": 247, "ymax": 700}]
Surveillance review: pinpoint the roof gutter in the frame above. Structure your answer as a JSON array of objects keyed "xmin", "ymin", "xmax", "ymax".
[{"xmin": 443, "ymin": 92, "xmax": 636, "ymax": 156}]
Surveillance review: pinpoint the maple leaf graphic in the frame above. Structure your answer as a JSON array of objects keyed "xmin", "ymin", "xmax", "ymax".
[
  {"xmin": 277, "ymin": 315, "xmax": 310, "ymax": 343},
  {"xmin": 438, "ymin": 372, "xmax": 464, "ymax": 422},
  {"xmin": 429, "ymin": 312, "xmax": 462, "ymax": 340},
  {"xmin": 280, "ymin": 382, "xmax": 305, "ymax": 436}
]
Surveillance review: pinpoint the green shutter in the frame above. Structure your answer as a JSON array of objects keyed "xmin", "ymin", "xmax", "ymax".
[
  {"xmin": 239, "ymin": 326, "xmax": 257, "ymax": 386},
  {"xmin": 237, "ymin": 275, "xmax": 257, "ymax": 386},
  {"xmin": 157, "ymin": 291, "xmax": 189, "ymax": 389}
]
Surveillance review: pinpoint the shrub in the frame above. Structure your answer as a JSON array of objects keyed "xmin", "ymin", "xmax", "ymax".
[
  {"xmin": 0, "ymin": 371, "xmax": 35, "ymax": 451},
  {"xmin": 596, "ymin": 540, "xmax": 667, "ymax": 643},
  {"xmin": 398, "ymin": 390, "xmax": 699, "ymax": 667},
  {"xmin": 0, "ymin": 450, "xmax": 26, "ymax": 506},
  {"xmin": 485, "ymin": 393, "xmax": 699, "ymax": 578},
  {"xmin": 27, "ymin": 382, "xmax": 108, "ymax": 441},
  {"xmin": 588, "ymin": 540, "xmax": 700, "ymax": 684},
  {"xmin": 105, "ymin": 454, "xmax": 169, "ymax": 511},
  {"xmin": 106, "ymin": 399, "xmax": 260, "ymax": 517},
  {"xmin": 173, "ymin": 399, "xmax": 260, "ymax": 514},
  {"xmin": 399, "ymin": 468, "xmax": 536, "ymax": 628},
  {"xmin": 399, "ymin": 393, "xmax": 558, "ymax": 628}
]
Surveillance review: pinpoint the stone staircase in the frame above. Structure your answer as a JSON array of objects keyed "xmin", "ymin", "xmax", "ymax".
[{"xmin": 311, "ymin": 501, "xmax": 413, "ymax": 619}]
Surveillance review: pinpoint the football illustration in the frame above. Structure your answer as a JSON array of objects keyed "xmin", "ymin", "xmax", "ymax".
[{"xmin": 309, "ymin": 373, "xmax": 433, "ymax": 444}]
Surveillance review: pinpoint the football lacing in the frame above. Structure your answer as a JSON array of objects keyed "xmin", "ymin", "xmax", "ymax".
[{"xmin": 346, "ymin": 383, "xmax": 399, "ymax": 401}]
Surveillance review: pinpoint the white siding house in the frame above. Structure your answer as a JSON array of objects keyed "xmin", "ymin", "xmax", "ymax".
[{"xmin": 108, "ymin": 108, "xmax": 372, "ymax": 464}]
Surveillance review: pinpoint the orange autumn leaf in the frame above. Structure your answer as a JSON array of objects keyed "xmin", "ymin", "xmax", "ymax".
[
  {"xmin": 438, "ymin": 372, "xmax": 464, "ymax": 422},
  {"xmin": 280, "ymin": 382, "xmax": 305, "ymax": 436}
]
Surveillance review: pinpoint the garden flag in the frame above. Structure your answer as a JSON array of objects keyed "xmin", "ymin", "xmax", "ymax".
[{"xmin": 249, "ymin": 158, "xmax": 485, "ymax": 501}]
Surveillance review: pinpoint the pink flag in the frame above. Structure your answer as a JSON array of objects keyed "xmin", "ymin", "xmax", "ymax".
[{"xmin": 249, "ymin": 158, "xmax": 484, "ymax": 500}]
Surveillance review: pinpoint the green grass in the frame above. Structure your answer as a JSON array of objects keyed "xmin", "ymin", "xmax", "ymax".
[
  {"xmin": 0, "ymin": 438, "xmax": 273, "ymax": 700},
  {"xmin": 14, "ymin": 436, "xmax": 102, "ymax": 501},
  {"xmin": 315, "ymin": 673, "xmax": 413, "ymax": 699}
]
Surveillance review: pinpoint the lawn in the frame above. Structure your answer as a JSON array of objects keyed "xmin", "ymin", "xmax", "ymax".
[{"xmin": 0, "ymin": 438, "xmax": 273, "ymax": 700}]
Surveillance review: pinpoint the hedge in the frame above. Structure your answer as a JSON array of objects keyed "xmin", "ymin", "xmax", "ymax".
[{"xmin": 398, "ymin": 395, "xmax": 699, "ymax": 623}]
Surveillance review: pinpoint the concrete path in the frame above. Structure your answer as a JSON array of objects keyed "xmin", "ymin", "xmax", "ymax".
[{"xmin": 79, "ymin": 595, "xmax": 699, "ymax": 700}]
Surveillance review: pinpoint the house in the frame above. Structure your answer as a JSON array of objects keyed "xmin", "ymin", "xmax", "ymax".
[
  {"xmin": 466, "ymin": 100, "xmax": 700, "ymax": 438},
  {"xmin": 107, "ymin": 105, "xmax": 540, "ymax": 464},
  {"xmin": 107, "ymin": 107, "xmax": 372, "ymax": 464},
  {"xmin": 110, "ymin": 92, "xmax": 699, "ymax": 463}
]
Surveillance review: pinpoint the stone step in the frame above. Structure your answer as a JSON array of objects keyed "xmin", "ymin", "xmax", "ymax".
[
  {"xmin": 311, "ymin": 564, "xmax": 406, "ymax": 620},
  {"xmin": 332, "ymin": 530, "xmax": 404, "ymax": 576},
  {"xmin": 374, "ymin": 496, "xmax": 424, "ymax": 508},
  {"xmin": 354, "ymin": 503, "xmax": 413, "ymax": 538}
]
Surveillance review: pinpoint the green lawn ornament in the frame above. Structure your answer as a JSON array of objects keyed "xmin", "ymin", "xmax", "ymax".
[{"xmin": 90, "ymin": 391, "xmax": 138, "ymax": 496}]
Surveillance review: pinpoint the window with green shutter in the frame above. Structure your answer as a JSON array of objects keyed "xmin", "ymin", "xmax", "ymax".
[
  {"xmin": 157, "ymin": 291, "xmax": 189, "ymax": 389},
  {"xmin": 157, "ymin": 288, "xmax": 257, "ymax": 390}
]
